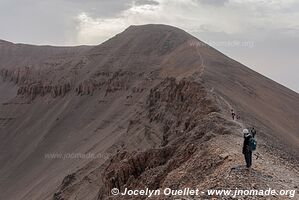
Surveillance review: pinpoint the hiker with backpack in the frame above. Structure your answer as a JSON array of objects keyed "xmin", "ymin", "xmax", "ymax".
[
  {"xmin": 251, "ymin": 127, "xmax": 256, "ymax": 138},
  {"xmin": 242, "ymin": 129, "xmax": 257, "ymax": 168},
  {"xmin": 231, "ymin": 109, "xmax": 236, "ymax": 120}
]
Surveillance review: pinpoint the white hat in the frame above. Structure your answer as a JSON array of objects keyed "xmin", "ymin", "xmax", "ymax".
[
  {"xmin": 243, "ymin": 129, "xmax": 249, "ymax": 134},
  {"xmin": 243, "ymin": 129, "xmax": 251, "ymax": 137}
]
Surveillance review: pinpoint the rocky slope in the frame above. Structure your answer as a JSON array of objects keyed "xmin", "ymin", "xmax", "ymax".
[{"xmin": 0, "ymin": 25, "xmax": 298, "ymax": 200}]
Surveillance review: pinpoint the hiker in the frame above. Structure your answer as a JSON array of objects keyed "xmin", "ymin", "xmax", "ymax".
[
  {"xmin": 231, "ymin": 109, "xmax": 236, "ymax": 120},
  {"xmin": 251, "ymin": 127, "xmax": 256, "ymax": 138},
  {"xmin": 242, "ymin": 129, "xmax": 257, "ymax": 168}
]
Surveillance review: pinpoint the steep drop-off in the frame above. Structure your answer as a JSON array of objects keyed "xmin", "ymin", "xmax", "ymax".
[{"xmin": 0, "ymin": 25, "xmax": 298, "ymax": 200}]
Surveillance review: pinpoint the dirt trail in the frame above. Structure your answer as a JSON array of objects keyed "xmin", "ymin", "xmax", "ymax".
[
  {"xmin": 210, "ymin": 114, "xmax": 299, "ymax": 199},
  {"xmin": 199, "ymin": 93, "xmax": 298, "ymax": 199},
  {"xmin": 188, "ymin": 40, "xmax": 205, "ymax": 76}
]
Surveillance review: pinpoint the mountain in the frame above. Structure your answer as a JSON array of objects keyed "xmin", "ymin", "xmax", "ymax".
[{"xmin": 0, "ymin": 24, "xmax": 298, "ymax": 200}]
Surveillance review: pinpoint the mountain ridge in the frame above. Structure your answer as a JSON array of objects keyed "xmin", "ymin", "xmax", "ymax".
[{"xmin": 0, "ymin": 24, "xmax": 298, "ymax": 200}]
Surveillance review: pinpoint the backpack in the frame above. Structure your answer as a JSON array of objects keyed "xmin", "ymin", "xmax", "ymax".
[{"xmin": 249, "ymin": 137, "xmax": 257, "ymax": 151}]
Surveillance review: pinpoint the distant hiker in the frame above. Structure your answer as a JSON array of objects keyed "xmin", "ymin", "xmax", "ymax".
[
  {"xmin": 242, "ymin": 129, "xmax": 257, "ymax": 168},
  {"xmin": 231, "ymin": 109, "xmax": 236, "ymax": 120},
  {"xmin": 251, "ymin": 127, "xmax": 256, "ymax": 138}
]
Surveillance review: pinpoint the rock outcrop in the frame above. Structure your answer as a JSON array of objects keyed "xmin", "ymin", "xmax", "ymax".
[
  {"xmin": 0, "ymin": 67, "xmax": 150, "ymax": 100},
  {"xmin": 1, "ymin": 24, "xmax": 298, "ymax": 200},
  {"xmin": 52, "ymin": 78, "xmax": 234, "ymax": 200}
]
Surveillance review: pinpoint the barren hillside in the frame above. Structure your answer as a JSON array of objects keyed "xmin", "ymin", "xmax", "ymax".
[{"xmin": 0, "ymin": 24, "xmax": 298, "ymax": 200}]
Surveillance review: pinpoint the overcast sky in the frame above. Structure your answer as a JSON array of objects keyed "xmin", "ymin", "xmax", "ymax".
[{"xmin": 0, "ymin": 0, "xmax": 298, "ymax": 92}]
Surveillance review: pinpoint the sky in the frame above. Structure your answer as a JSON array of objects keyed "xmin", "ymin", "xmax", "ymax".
[{"xmin": 0, "ymin": 0, "xmax": 298, "ymax": 92}]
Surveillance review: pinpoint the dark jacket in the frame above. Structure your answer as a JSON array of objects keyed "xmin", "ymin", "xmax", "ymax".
[{"xmin": 243, "ymin": 135, "xmax": 253, "ymax": 154}]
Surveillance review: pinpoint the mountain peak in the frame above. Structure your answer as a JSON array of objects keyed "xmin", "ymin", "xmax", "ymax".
[
  {"xmin": 126, "ymin": 24, "xmax": 188, "ymax": 32},
  {"xmin": 123, "ymin": 24, "xmax": 194, "ymax": 43},
  {"xmin": 91, "ymin": 24, "xmax": 195, "ymax": 57}
]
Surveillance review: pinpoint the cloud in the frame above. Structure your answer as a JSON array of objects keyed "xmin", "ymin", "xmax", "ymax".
[
  {"xmin": 75, "ymin": 1, "xmax": 161, "ymax": 44},
  {"xmin": 63, "ymin": 0, "xmax": 133, "ymax": 18},
  {"xmin": 75, "ymin": 13, "xmax": 128, "ymax": 44},
  {"xmin": 1, "ymin": 0, "xmax": 298, "ymax": 45},
  {"xmin": 0, "ymin": 0, "xmax": 298, "ymax": 91},
  {"xmin": 194, "ymin": 0, "xmax": 228, "ymax": 6},
  {"xmin": 134, "ymin": 0, "xmax": 160, "ymax": 6},
  {"xmin": 74, "ymin": 0, "xmax": 299, "ymax": 44}
]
